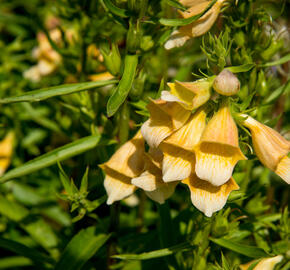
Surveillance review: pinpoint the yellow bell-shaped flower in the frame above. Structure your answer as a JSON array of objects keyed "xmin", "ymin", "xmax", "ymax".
[
  {"xmin": 162, "ymin": 79, "xmax": 211, "ymax": 111},
  {"xmin": 242, "ymin": 115, "xmax": 290, "ymax": 184},
  {"xmin": 194, "ymin": 105, "xmax": 247, "ymax": 186},
  {"xmin": 182, "ymin": 174, "xmax": 239, "ymax": 217},
  {"xmin": 141, "ymin": 99, "xmax": 191, "ymax": 148},
  {"xmin": 100, "ymin": 131, "xmax": 145, "ymax": 205},
  {"xmin": 132, "ymin": 148, "xmax": 178, "ymax": 204},
  {"xmin": 165, "ymin": 0, "xmax": 225, "ymax": 49},
  {"xmin": 160, "ymin": 109, "xmax": 206, "ymax": 182}
]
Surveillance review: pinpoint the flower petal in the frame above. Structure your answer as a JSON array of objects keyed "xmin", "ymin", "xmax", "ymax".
[
  {"xmin": 132, "ymin": 170, "xmax": 178, "ymax": 204},
  {"xmin": 104, "ymin": 169, "xmax": 136, "ymax": 205},
  {"xmin": 240, "ymin": 255, "xmax": 283, "ymax": 270},
  {"xmin": 195, "ymin": 143, "xmax": 242, "ymax": 186},
  {"xmin": 182, "ymin": 175, "xmax": 239, "ymax": 217},
  {"xmin": 164, "ymin": 31, "xmax": 190, "ymax": 50},
  {"xmin": 145, "ymin": 181, "xmax": 177, "ymax": 204},
  {"xmin": 0, "ymin": 132, "xmax": 14, "ymax": 176},
  {"xmin": 275, "ymin": 156, "xmax": 290, "ymax": 184},
  {"xmin": 101, "ymin": 131, "xmax": 145, "ymax": 178},
  {"xmin": 179, "ymin": 0, "xmax": 224, "ymax": 37},
  {"xmin": 132, "ymin": 171, "xmax": 159, "ymax": 192},
  {"xmin": 243, "ymin": 116, "xmax": 290, "ymax": 171},
  {"xmin": 162, "ymin": 109, "xmax": 206, "ymax": 150},
  {"xmin": 162, "ymin": 147, "xmax": 194, "ymax": 182}
]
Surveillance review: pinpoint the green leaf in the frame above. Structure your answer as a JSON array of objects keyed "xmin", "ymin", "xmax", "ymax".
[
  {"xmin": 54, "ymin": 227, "xmax": 110, "ymax": 270},
  {"xmin": 112, "ymin": 242, "xmax": 192, "ymax": 260},
  {"xmin": 102, "ymin": 0, "xmax": 132, "ymax": 18},
  {"xmin": 0, "ymin": 80, "xmax": 117, "ymax": 104},
  {"xmin": 0, "ymin": 256, "xmax": 32, "ymax": 269},
  {"xmin": 80, "ymin": 167, "xmax": 89, "ymax": 194},
  {"xmin": 210, "ymin": 238, "xmax": 270, "ymax": 258},
  {"xmin": 107, "ymin": 55, "xmax": 138, "ymax": 117},
  {"xmin": 0, "ymin": 135, "xmax": 101, "ymax": 183},
  {"xmin": 0, "ymin": 195, "xmax": 29, "ymax": 221},
  {"xmin": 259, "ymin": 53, "xmax": 290, "ymax": 67},
  {"xmin": 263, "ymin": 81, "xmax": 290, "ymax": 104},
  {"xmin": 58, "ymin": 162, "xmax": 73, "ymax": 196},
  {"xmin": 226, "ymin": 63, "xmax": 255, "ymax": 73},
  {"xmin": 0, "ymin": 237, "xmax": 54, "ymax": 267},
  {"xmin": 160, "ymin": 0, "xmax": 217, "ymax": 26},
  {"xmin": 164, "ymin": 0, "xmax": 187, "ymax": 11}
]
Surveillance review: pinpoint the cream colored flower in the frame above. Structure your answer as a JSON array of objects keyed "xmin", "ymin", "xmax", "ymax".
[
  {"xmin": 159, "ymin": 109, "xmax": 206, "ymax": 182},
  {"xmin": 0, "ymin": 132, "xmax": 14, "ymax": 177},
  {"xmin": 182, "ymin": 174, "xmax": 239, "ymax": 217},
  {"xmin": 161, "ymin": 79, "xmax": 212, "ymax": 110},
  {"xmin": 132, "ymin": 148, "xmax": 178, "ymax": 204},
  {"xmin": 165, "ymin": 0, "xmax": 225, "ymax": 49},
  {"xmin": 240, "ymin": 255, "xmax": 283, "ymax": 270},
  {"xmin": 195, "ymin": 105, "xmax": 247, "ymax": 186},
  {"xmin": 100, "ymin": 131, "xmax": 145, "ymax": 205},
  {"xmin": 141, "ymin": 99, "xmax": 191, "ymax": 148},
  {"xmin": 242, "ymin": 115, "xmax": 290, "ymax": 184}
]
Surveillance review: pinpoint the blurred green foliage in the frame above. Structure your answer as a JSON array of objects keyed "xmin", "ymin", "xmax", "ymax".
[{"xmin": 0, "ymin": 0, "xmax": 289, "ymax": 269}]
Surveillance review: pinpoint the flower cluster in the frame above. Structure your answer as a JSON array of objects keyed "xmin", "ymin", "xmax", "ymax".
[{"xmin": 101, "ymin": 70, "xmax": 290, "ymax": 217}]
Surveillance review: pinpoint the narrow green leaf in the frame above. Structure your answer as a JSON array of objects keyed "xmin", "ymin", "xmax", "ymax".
[
  {"xmin": 0, "ymin": 256, "xmax": 32, "ymax": 269},
  {"xmin": 107, "ymin": 55, "xmax": 138, "ymax": 117},
  {"xmin": 0, "ymin": 80, "xmax": 117, "ymax": 104},
  {"xmin": 55, "ymin": 227, "xmax": 110, "ymax": 270},
  {"xmin": 164, "ymin": 0, "xmax": 187, "ymax": 11},
  {"xmin": 159, "ymin": 0, "xmax": 217, "ymax": 26},
  {"xmin": 259, "ymin": 53, "xmax": 290, "ymax": 67},
  {"xmin": 58, "ymin": 162, "xmax": 73, "ymax": 196},
  {"xmin": 210, "ymin": 238, "xmax": 270, "ymax": 258},
  {"xmin": 112, "ymin": 242, "xmax": 192, "ymax": 260},
  {"xmin": 102, "ymin": 0, "xmax": 132, "ymax": 18},
  {"xmin": 0, "ymin": 135, "xmax": 101, "ymax": 183},
  {"xmin": 226, "ymin": 63, "xmax": 255, "ymax": 73},
  {"xmin": 263, "ymin": 81, "xmax": 290, "ymax": 104},
  {"xmin": 80, "ymin": 167, "xmax": 89, "ymax": 194},
  {"xmin": 0, "ymin": 237, "xmax": 54, "ymax": 266}
]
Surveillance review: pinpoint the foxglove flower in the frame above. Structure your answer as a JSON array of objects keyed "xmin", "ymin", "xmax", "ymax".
[
  {"xmin": 182, "ymin": 174, "xmax": 239, "ymax": 217},
  {"xmin": 132, "ymin": 148, "xmax": 178, "ymax": 204},
  {"xmin": 165, "ymin": 0, "xmax": 225, "ymax": 49},
  {"xmin": 242, "ymin": 115, "xmax": 290, "ymax": 184},
  {"xmin": 100, "ymin": 131, "xmax": 145, "ymax": 204},
  {"xmin": 160, "ymin": 109, "xmax": 206, "ymax": 182},
  {"xmin": 195, "ymin": 105, "xmax": 247, "ymax": 186},
  {"xmin": 161, "ymin": 79, "xmax": 212, "ymax": 110},
  {"xmin": 141, "ymin": 99, "xmax": 191, "ymax": 148}
]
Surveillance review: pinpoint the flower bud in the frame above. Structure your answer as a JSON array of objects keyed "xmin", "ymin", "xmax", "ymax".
[{"xmin": 213, "ymin": 69, "xmax": 240, "ymax": 96}]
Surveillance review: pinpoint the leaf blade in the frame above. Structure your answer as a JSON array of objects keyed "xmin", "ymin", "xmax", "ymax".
[
  {"xmin": 0, "ymin": 80, "xmax": 118, "ymax": 104},
  {"xmin": 210, "ymin": 238, "xmax": 270, "ymax": 258},
  {"xmin": 54, "ymin": 227, "xmax": 110, "ymax": 270},
  {"xmin": 0, "ymin": 135, "xmax": 101, "ymax": 183}
]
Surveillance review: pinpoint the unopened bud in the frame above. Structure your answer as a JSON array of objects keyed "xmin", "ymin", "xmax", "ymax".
[{"xmin": 213, "ymin": 69, "xmax": 240, "ymax": 96}]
